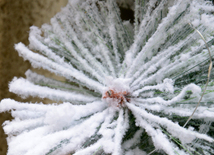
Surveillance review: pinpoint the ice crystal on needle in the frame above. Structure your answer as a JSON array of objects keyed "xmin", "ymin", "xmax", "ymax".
[{"xmin": 1, "ymin": 0, "xmax": 214, "ymax": 154}]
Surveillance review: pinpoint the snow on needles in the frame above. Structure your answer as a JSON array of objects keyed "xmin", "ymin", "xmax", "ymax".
[{"xmin": 1, "ymin": 0, "xmax": 214, "ymax": 155}]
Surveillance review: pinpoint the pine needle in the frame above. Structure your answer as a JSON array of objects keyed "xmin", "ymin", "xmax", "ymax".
[{"xmin": 183, "ymin": 23, "xmax": 213, "ymax": 128}]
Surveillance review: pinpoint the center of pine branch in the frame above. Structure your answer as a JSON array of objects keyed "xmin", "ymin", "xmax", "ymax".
[{"xmin": 102, "ymin": 89, "xmax": 130, "ymax": 107}]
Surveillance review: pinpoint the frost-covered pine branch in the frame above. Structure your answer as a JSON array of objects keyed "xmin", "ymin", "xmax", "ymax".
[{"xmin": 1, "ymin": 0, "xmax": 214, "ymax": 154}]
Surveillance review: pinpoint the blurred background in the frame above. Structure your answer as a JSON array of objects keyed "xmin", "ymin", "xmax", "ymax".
[{"xmin": 0, "ymin": 0, "xmax": 68, "ymax": 154}]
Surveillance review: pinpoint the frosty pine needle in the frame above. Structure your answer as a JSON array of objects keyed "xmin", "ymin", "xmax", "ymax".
[{"xmin": 1, "ymin": 0, "xmax": 214, "ymax": 155}]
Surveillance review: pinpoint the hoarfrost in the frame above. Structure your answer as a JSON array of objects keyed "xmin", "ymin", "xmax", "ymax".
[{"xmin": 1, "ymin": 0, "xmax": 214, "ymax": 154}]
